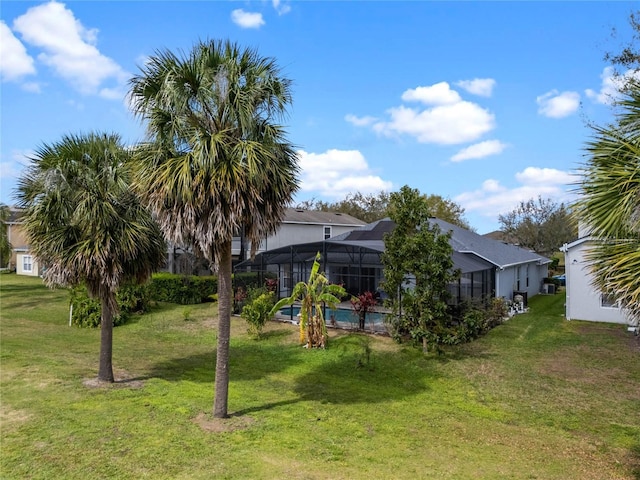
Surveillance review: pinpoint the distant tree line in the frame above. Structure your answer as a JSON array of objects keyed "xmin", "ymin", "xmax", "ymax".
[{"xmin": 296, "ymin": 190, "xmax": 474, "ymax": 230}]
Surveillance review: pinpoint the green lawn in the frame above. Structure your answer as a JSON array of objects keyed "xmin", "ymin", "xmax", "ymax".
[{"xmin": 1, "ymin": 273, "xmax": 639, "ymax": 479}]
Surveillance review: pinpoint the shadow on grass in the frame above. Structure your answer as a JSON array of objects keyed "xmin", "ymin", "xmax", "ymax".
[
  {"xmin": 291, "ymin": 334, "xmax": 439, "ymax": 405},
  {"xmin": 141, "ymin": 332, "xmax": 441, "ymax": 412},
  {"xmin": 142, "ymin": 337, "xmax": 306, "ymax": 383}
]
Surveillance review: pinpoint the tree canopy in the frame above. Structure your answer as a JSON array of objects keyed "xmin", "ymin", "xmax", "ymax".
[
  {"xmin": 382, "ymin": 186, "xmax": 459, "ymax": 353},
  {"xmin": 498, "ymin": 196, "xmax": 576, "ymax": 256},
  {"xmin": 297, "ymin": 190, "xmax": 472, "ymax": 229},
  {"xmin": 0, "ymin": 204, "xmax": 12, "ymax": 269}
]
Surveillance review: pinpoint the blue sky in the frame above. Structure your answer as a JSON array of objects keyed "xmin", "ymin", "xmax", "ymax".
[{"xmin": 1, "ymin": 1, "xmax": 638, "ymax": 233}]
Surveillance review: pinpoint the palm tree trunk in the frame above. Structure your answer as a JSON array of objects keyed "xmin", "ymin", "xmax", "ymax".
[
  {"xmin": 98, "ymin": 291, "xmax": 116, "ymax": 382},
  {"xmin": 213, "ymin": 239, "xmax": 232, "ymax": 418}
]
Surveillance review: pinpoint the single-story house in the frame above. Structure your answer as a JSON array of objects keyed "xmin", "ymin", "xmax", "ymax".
[
  {"xmin": 236, "ymin": 218, "xmax": 551, "ymax": 305},
  {"xmin": 561, "ymin": 236, "xmax": 635, "ymax": 326}
]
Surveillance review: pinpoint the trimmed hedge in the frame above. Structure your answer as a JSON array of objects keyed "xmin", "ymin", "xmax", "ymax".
[{"xmin": 149, "ymin": 273, "xmax": 217, "ymax": 305}]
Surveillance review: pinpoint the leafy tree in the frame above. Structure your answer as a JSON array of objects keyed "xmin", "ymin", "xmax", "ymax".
[
  {"xmin": 296, "ymin": 191, "xmax": 389, "ymax": 223},
  {"xmin": 16, "ymin": 132, "xmax": 166, "ymax": 382},
  {"xmin": 382, "ymin": 186, "xmax": 459, "ymax": 353},
  {"xmin": 605, "ymin": 10, "xmax": 640, "ymax": 81},
  {"xmin": 0, "ymin": 204, "xmax": 12, "ymax": 269},
  {"xmin": 575, "ymin": 79, "xmax": 640, "ymax": 321},
  {"xmin": 423, "ymin": 194, "xmax": 473, "ymax": 231},
  {"xmin": 270, "ymin": 252, "xmax": 346, "ymax": 348},
  {"xmin": 498, "ymin": 197, "xmax": 576, "ymax": 256},
  {"xmin": 129, "ymin": 40, "xmax": 299, "ymax": 418},
  {"xmin": 297, "ymin": 190, "xmax": 472, "ymax": 228}
]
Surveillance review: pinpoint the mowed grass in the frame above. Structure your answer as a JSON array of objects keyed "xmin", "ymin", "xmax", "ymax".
[{"xmin": 1, "ymin": 274, "xmax": 639, "ymax": 479}]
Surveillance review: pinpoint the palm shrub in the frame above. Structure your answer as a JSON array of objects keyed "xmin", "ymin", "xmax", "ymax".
[
  {"xmin": 270, "ymin": 252, "xmax": 346, "ymax": 348},
  {"xmin": 575, "ymin": 78, "xmax": 640, "ymax": 321}
]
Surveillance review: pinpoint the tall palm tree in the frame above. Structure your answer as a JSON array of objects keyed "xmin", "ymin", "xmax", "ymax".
[
  {"xmin": 129, "ymin": 40, "xmax": 299, "ymax": 418},
  {"xmin": 0, "ymin": 203, "xmax": 12, "ymax": 269},
  {"xmin": 575, "ymin": 78, "xmax": 640, "ymax": 321},
  {"xmin": 16, "ymin": 132, "xmax": 166, "ymax": 382}
]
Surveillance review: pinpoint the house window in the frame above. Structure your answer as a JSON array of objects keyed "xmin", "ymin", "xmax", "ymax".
[
  {"xmin": 601, "ymin": 293, "xmax": 618, "ymax": 308},
  {"xmin": 323, "ymin": 226, "xmax": 332, "ymax": 239},
  {"xmin": 516, "ymin": 266, "xmax": 521, "ymax": 291},
  {"xmin": 22, "ymin": 255, "xmax": 33, "ymax": 273},
  {"xmin": 526, "ymin": 265, "xmax": 530, "ymax": 288}
]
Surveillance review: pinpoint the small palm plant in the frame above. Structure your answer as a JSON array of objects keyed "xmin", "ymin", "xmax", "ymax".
[{"xmin": 270, "ymin": 252, "xmax": 346, "ymax": 348}]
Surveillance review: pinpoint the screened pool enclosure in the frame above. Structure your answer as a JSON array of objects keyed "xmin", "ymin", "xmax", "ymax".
[{"xmin": 234, "ymin": 219, "xmax": 496, "ymax": 306}]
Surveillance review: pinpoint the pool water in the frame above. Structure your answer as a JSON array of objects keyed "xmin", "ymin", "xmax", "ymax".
[{"xmin": 277, "ymin": 306, "xmax": 385, "ymax": 326}]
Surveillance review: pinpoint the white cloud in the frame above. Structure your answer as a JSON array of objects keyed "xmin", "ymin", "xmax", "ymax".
[
  {"xmin": 373, "ymin": 101, "xmax": 495, "ymax": 145},
  {"xmin": 345, "ymin": 114, "xmax": 377, "ymax": 127},
  {"xmin": 12, "ymin": 1, "xmax": 128, "ymax": 98},
  {"xmin": 0, "ymin": 161, "xmax": 22, "ymax": 180},
  {"xmin": 450, "ymin": 140, "xmax": 507, "ymax": 162},
  {"xmin": 455, "ymin": 167, "xmax": 576, "ymax": 219},
  {"xmin": 401, "ymin": 82, "xmax": 461, "ymax": 105},
  {"xmin": 21, "ymin": 81, "xmax": 41, "ymax": 93},
  {"xmin": 456, "ymin": 78, "xmax": 496, "ymax": 97},
  {"xmin": 515, "ymin": 167, "xmax": 575, "ymax": 186},
  {"xmin": 359, "ymin": 81, "xmax": 496, "ymax": 145},
  {"xmin": 0, "ymin": 21, "xmax": 36, "ymax": 82},
  {"xmin": 585, "ymin": 66, "xmax": 640, "ymax": 105},
  {"xmin": 536, "ymin": 89, "xmax": 580, "ymax": 118},
  {"xmin": 0, "ymin": 149, "xmax": 31, "ymax": 180},
  {"xmin": 231, "ymin": 9, "xmax": 265, "ymax": 29},
  {"xmin": 296, "ymin": 149, "xmax": 393, "ymax": 197},
  {"xmin": 272, "ymin": 0, "xmax": 291, "ymax": 15}
]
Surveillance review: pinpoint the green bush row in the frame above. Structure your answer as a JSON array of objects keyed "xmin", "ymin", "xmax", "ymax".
[
  {"xmin": 69, "ymin": 283, "xmax": 152, "ymax": 328},
  {"xmin": 149, "ymin": 273, "xmax": 218, "ymax": 305},
  {"xmin": 70, "ymin": 272, "xmax": 272, "ymax": 327}
]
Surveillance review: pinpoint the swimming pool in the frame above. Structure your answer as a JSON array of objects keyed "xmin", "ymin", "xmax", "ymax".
[{"xmin": 277, "ymin": 306, "xmax": 386, "ymax": 329}]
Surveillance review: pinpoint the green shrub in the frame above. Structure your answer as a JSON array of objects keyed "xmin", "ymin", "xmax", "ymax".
[
  {"xmin": 241, "ymin": 291, "xmax": 275, "ymax": 338},
  {"xmin": 69, "ymin": 283, "xmax": 151, "ymax": 328},
  {"xmin": 149, "ymin": 273, "xmax": 217, "ymax": 304}
]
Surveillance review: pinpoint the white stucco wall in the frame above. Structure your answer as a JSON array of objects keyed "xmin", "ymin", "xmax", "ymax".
[
  {"xmin": 495, "ymin": 262, "xmax": 548, "ymax": 302},
  {"xmin": 563, "ymin": 239, "xmax": 629, "ymax": 324}
]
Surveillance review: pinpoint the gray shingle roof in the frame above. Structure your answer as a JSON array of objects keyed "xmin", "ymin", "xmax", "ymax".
[
  {"xmin": 430, "ymin": 218, "xmax": 550, "ymax": 268},
  {"xmin": 283, "ymin": 208, "xmax": 366, "ymax": 226},
  {"xmin": 236, "ymin": 217, "xmax": 550, "ymax": 272}
]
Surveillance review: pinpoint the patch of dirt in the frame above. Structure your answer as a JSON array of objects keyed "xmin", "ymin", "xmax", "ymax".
[
  {"xmin": 82, "ymin": 369, "xmax": 145, "ymax": 389},
  {"xmin": 192, "ymin": 412, "xmax": 256, "ymax": 433},
  {"xmin": 0, "ymin": 405, "xmax": 32, "ymax": 429}
]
